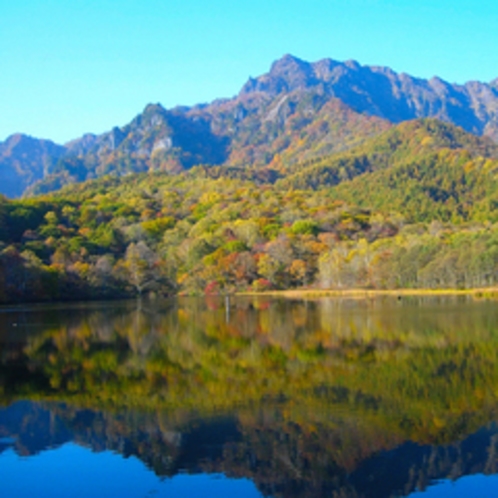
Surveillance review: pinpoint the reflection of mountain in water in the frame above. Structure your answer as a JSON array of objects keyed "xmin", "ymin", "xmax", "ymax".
[
  {"xmin": 2, "ymin": 296, "xmax": 498, "ymax": 497},
  {"xmin": 1, "ymin": 400, "xmax": 498, "ymax": 498}
]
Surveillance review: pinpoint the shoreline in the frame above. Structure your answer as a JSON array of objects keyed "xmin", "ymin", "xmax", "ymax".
[
  {"xmin": 237, "ymin": 287, "xmax": 498, "ymax": 299},
  {"xmin": 2, "ymin": 287, "xmax": 498, "ymax": 308}
]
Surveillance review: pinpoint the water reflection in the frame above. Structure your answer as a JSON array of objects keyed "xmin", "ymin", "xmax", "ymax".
[{"xmin": 1, "ymin": 296, "xmax": 498, "ymax": 497}]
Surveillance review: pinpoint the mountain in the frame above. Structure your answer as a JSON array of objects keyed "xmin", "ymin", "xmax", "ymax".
[
  {"xmin": 28, "ymin": 94, "xmax": 389, "ymax": 196},
  {"xmin": 65, "ymin": 103, "xmax": 231, "ymax": 171},
  {"xmin": 24, "ymin": 103, "xmax": 232, "ymax": 196},
  {"xmin": 242, "ymin": 54, "xmax": 498, "ymax": 140},
  {"xmin": 2, "ymin": 54, "xmax": 498, "ymax": 198},
  {"xmin": 0, "ymin": 134, "xmax": 66, "ymax": 197}
]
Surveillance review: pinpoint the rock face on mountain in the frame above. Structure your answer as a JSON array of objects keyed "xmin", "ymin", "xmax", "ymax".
[
  {"xmin": 1, "ymin": 54, "xmax": 498, "ymax": 197},
  {"xmin": 241, "ymin": 54, "xmax": 498, "ymax": 140},
  {"xmin": 27, "ymin": 93, "xmax": 390, "ymax": 196},
  {"xmin": 65, "ymin": 103, "xmax": 230, "ymax": 171}
]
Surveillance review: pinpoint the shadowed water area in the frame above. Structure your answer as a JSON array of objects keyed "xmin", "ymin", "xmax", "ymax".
[{"xmin": 1, "ymin": 296, "xmax": 498, "ymax": 497}]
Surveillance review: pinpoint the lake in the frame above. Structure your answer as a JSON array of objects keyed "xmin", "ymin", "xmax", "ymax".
[{"xmin": 1, "ymin": 295, "xmax": 498, "ymax": 497}]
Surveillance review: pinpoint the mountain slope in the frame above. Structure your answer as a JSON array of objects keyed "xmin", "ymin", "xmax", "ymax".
[
  {"xmin": 277, "ymin": 119, "xmax": 498, "ymax": 222},
  {"xmin": 3, "ymin": 53, "xmax": 498, "ymax": 198},
  {"xmin": 279, "ymin": 118, "xmax": 498, "ymax": 187},
  {"xmin": 243, "ymin": 54, "xmax": 498, "ymax": 141},
  {"xmin": 186, "ymin": 91, "xmax": 390, "ymax": 167},
  {"xmin": 0, "ymin": 134, "xmax": 66, "ymax": 197},
  {"xmin": 330, "ymin": 146, "xmax": 498, "ymax": 223},
  {"xmin": 26, "ymin": 95, "xmax": 390, "ymax": 196}
]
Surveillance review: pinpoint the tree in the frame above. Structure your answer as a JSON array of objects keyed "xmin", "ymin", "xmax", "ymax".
[{"xmin": 124, "ymin": 242, "xmax": 165, "ymax": 295}]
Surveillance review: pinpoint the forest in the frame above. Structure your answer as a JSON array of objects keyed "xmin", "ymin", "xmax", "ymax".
[{"xmin": 1, "ymin": 119, "xmax": 498, "ymax": 303}]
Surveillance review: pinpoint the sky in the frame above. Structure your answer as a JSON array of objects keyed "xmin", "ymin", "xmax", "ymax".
[{"xmin": 1, "ymin": 0, "xmax": 498, "ymax": 144}]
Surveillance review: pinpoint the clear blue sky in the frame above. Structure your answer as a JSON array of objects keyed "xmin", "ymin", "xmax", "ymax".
[{"xmin": 1, "ymin": 0, "xmax": 498, "ymax": 144}]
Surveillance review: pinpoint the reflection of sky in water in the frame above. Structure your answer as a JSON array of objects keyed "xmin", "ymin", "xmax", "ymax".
[
  {"xmin": 0, "ymin": 443, "xmax": 264, "ymax": 498},
  {"xmin": 408, "ymin": 474, "xmax": 498, "ymax": 497},
  {"xmin": 2, "ymin": 441, "xmax": 498, "ymax": 498}
]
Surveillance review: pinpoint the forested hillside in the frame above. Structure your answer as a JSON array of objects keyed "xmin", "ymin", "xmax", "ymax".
[
  {"xmin": 280, "ymin": 119, "xmax": 498, "ymax": 222},
  {"xmin": 1, "ymin": 119, "xmax": 498, "ymax": 302}
]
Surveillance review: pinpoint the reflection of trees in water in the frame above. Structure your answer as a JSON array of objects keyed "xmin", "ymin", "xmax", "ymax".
[{"xmin": 3, "ymin": 297, "xmax": 498, "ymax": 435}]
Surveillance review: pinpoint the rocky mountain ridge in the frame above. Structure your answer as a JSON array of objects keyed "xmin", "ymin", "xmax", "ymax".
[
  {"xmin": 242, "ymin": 54, "xmax": 498, "ymax": 139},
  {"xmin": 2, "ymin": 54, "xmax": 498, "ymax": 197}
]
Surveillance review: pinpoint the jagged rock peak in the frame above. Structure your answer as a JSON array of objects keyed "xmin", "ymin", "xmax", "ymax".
[
  {"xmin": 142, "ymin": 102, "xmax": 167, "ymax": 116},
  {"xmin": 133, "ymin": 103, "xmax": 170, "ymax": 130},
  {"xmin": 268, "ymin": 53, "xmax": 311, "ymax": 75},
  {"xmin": 343, "ymin": 59, "xmax": 361, "ymax": 70},
  {"xmin": 240, "ymin": 54, "xmax": 319, "ymax": 95}
]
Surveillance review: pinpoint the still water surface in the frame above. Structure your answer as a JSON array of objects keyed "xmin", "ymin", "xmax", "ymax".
[{"xmin": 1, "ymin": 296, "xmax": 498, "ymax": 497}]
